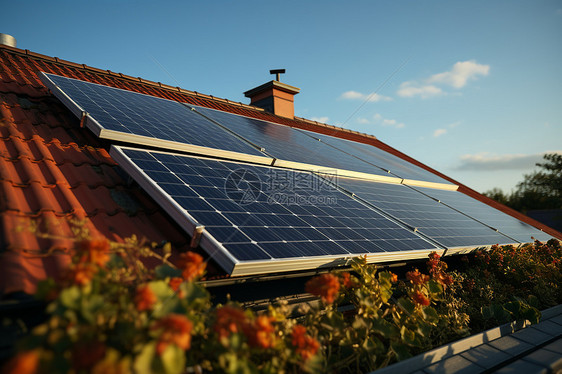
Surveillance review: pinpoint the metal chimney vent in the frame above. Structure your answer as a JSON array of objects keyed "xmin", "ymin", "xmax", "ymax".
[{"xmin": 0, "ymin": 34, "xmax": 16, "ymax": 48}]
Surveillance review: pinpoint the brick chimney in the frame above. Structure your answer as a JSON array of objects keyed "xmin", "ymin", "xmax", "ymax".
[{"xmin": 244, "ymin": 70, "xmax": 300, "ymax": 119}]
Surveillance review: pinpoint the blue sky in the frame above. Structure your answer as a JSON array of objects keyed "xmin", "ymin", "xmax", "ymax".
[{"xmin": 4, "ymin": 1, "xmax": 561, "ymax": 193}]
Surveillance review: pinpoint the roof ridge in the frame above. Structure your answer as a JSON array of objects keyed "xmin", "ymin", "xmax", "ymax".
[{"xmin": 0, "ymin": 45, "xmax": 260, "ymax": 110}]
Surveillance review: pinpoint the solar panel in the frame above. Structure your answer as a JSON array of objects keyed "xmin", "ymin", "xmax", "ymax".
[
  {"xmin": 110, "ymin": 145, "xmax": 440, "ymax": 276},
  {"xmin": 333, "ymin": 177, "xmax": 518, "ymax": 251},
  {"xmin": 296, "ymin": 128, "xmax": 455, "ymax": 187},
  {"xmin": 191, "ymin": 105, "xmax": 404, "ymax": 184},
  {"xmin": 39, "ymin": 73, "xmax": 272, "ymax": 165},
  {"xmin": 413, "ymin": 187, "xmax": 553, "ymax": 243}
]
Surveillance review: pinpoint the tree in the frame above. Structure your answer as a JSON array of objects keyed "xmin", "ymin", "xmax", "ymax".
[{"xmin": 484, "ymin": 153, "xmax": 562, "ymax": 213}]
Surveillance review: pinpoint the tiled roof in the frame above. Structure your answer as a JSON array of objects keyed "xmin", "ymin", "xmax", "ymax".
[{"xmin": 1, "ymin": 44, "xmax": 560, "ymax": 297}]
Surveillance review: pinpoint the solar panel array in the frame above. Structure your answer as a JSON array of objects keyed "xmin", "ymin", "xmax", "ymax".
[
  {"xmin": 40, "ymin": 73, "xmax": 271, "ymax": 163},
  {"xmin": 297, "ymin": 128, "xmax": 454, "ymax": 185},
  {"xmin": 334, "ymin": 178, "xmax": 516, "ymax": 249},
  {"xmin": 42, "ymin": 72, "xmax": 555, "ymax": 276},
  {"xmin": 111, "ymin": 146, "xmax": 440, "ymax": 275},
  {"xmin": 414, "ymin": 187, "xmax": 553, "ymax": 243},
  {"xmin": 192, "ymin": 105, "xmax": 399, "ymax": 180}
]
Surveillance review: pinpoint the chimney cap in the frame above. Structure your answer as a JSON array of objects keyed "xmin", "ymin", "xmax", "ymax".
[
  {"xmin": 269, "ymin": 69, "xmax": 286, "ymax": 81},
  {"xmin": 0, "ymin": 33, "xmax": 16, "ymax": 48},
  {"xmin": 243, "ymin": 80, "xmax": 300, "ymax": 98}
]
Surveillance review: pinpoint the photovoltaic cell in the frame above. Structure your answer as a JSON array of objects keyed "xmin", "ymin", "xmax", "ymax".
[
  {"xmin": 297, "ymin": 128, "xmax": 453, "ymax": 185},
  {"xmin": 191, "ymin": 105, "xmax": 399, "ymax": 179},
  {"xmin": 40, "ymin": 73, "xmax": 269, "ymax": 160},
  {"xmin": 110, "ymin": 146, "xmax": 439, "ymax": 275},
  {"xmin": 414, "ymin": 187, "xmax": 553, "ymax": 243},
  {"xmin": 334, "ymin": 177, "xmax": 517, "ymax": 249}
]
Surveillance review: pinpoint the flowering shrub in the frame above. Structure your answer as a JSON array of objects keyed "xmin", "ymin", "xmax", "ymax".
[
  {"xmin": 2, "ymin": 230, "xmax": 560, "ymax": 373},
  {"xmin": 457, "ymin": 239, "xmax": 562, "ymax": 331}
]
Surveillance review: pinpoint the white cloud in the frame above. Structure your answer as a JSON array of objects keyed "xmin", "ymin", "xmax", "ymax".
[
  {"xmin": 397, "ymin": 60, "xmax": 490, "ymax": 98},
  {"xmin": 340, "ymin": 90, "xmax": 392, "ymax": 102},
  {"xmin": 427, "ymin": 60, "xmax": 490, "ymax": 88},
  {"xmin": 397, "ymin": 82, "xmax": 443, "ymax": 99},
  {"xmin": 454, "ymin": 151, "xmax": 562, "ymax": 171},
  {"xmin": 359, "ymin": 113, "xmax": 405, "ymax": 129},
  {"xmin": 310, "ymin": 116, "xmax": 329, "ymax": 123},
  {"xmin": 433, "ymin": 128, "xmax": 447, "ymax": 137}
]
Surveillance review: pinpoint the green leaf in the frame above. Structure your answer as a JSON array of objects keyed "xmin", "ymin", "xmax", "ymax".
[
  {"xmin": 427, "ymin": 279, "xmax": 443, "ymax": 295},
  {"xmin": 134, "ymin": 342, "xmax": 158, "ymax": 374},
  {"xmin": 371, "ymin": 318, "xmax": 399, "ymax": 339},
  {"xmin": 160, "ymin": 344, "xmax": 186, "ymax": 374},
  {"xmin": 155, "ymin": 265, "xmax": 182, "ymax": 280},
  {"xmin": 416, "ymin": 321, "xmax": 432, "ymax": 338},
  {"xmin": 181, "ymin": 282, "xmax": 210, "ymax": 307},
  {"xmin": 521, "ymin": 307, "xmax": 541, "ymax": 324},
  {"xmin": 80, "ymin": 294, "xmax": 105, "ymax": 323},
  {"xmin": 527, "ymin": 295, "xmax": 539, "ymax": 308},
  {"xmin": 397, "ymin": 297, "xmax": 415, "ymax": 315},
  {"xmin": 400, "ymin": 325, "xmax": 422, "ymax": 347},
  {"xmin": 482, "ymin": 305, "xmax": 493, "ymax": 320},
  {"xmin": 59, "ymin": 286, "xmax": 81, "ymax": 310},
  {"xmin": 505, "ymin": 301, "xmax": 522, "ymax": 316},
  {"xmin": 422, "ymin": 306, "xmax": 439, "ymax": 324},
  {"xmin": 390, "ymin": 341, "xmax": 412, "ymax": 361},
  {"xmin": 491, "ymin": 304, "xmax": 511, "ymax": 322}
]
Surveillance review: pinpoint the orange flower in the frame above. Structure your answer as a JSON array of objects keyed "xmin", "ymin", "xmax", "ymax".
[
  {"xmin": 435, "ymin": 272, "xmax": 453, "ymax": 287},
  {"xmin": 176, "ymin": 252, "xmax": 206, "ymax": 281},
  {"xmin": 2, "ymin": 350, "xmax": 40, "ymax": 374},
  {"xmin": 339, "ymin": 272, "xmax": 358, "ymax": 289},
  {"xmin": 67, "ymin": 263, "xmax": 97, "ymax": 286},
  {"xmin": 244, "ymin": 315, "xmax": 277, "ymax": 349},
  {"xmin": 151, "ymin": 314, "xmax": 193, "ymax": 355},
  {"xmin": 214, "ymin": 305, "xmax": 248, "ymax": 340},
  {"xmin": 169, "ymin": 277, "xmax": 183, "ymax": 292},
  {"xmin": 305, "ymin": 274, "xmax": 340, "ymax": 303},
  {"xmin": 77, "ymin": 238, "xmax": 110, "ymax": 267},
  {"xmin": 406, "ymin": 269, "xmax": 430, "ymax": 285},
  {"xmin": 135, "ymin": 284, "xmax": 157, "ymax": 311},
  {"xmin": 291, "ymin": 325, "xmax": 320, "ymax": 361},
  {"xmin": 412, "ymin": 290, "xmax": 430, "ymax": 306},
  {"xmin": 389, "ymin": 272, "xmax": 398, "ymax": 283}
]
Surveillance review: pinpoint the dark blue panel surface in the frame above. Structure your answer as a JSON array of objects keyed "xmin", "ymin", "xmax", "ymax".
[
  {"xmin": 192, "ymin": 106, "xmax": 394, "ymax": 177},
  {"xmin": 334, "ymin": 178, "xmax": 516, "ymax": 248},
  {"xmin": 415, "ymin": 187, "xmax": 553, "ymax": 243},
  {"xmin": 298, "ymin": 129, "xmax": 453, "ymax": 184},
  {"xmin": 42, "ymin": 74, "xmax": 266, "ymax": 157},
  {"xmin": 121, "ymin": 148, "xmax": 437, "ymax": 262}
]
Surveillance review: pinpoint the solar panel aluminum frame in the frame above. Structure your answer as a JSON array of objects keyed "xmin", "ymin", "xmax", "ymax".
[
  {"xmin": 40, "ymin": 72, "xmax": 274, "ymax": 167},
  {"xmin": 110, "ymin": 145, "xmax": 444, "ymax": 276},
  {"xmin": 271, "ymin": 159, "xmax": 405, "ymax": 185},
  {"xmin": 295, "ymin": 128, "xmax": 459, "ymax": 191}
]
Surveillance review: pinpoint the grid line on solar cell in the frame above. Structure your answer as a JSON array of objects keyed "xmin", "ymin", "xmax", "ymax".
[
  {"xmin": 411, "ymin": 187, "xmax": 552, "ymax": 243},
  {"xmin": 332, "ymin": 177, "xmax": 518, "ymax": 248},
  {"xmin": 297, "ymin": 128, "xmax": 453, "ymax": 185},
  {"xmin": 41, "ymin": 73, "xmax": 268, "ymax": 158},
  {"xmin": 191, "ymin": 105, "xmax": 399, "ymax": 178},
  {"xmin": 115, "ymin": 146, "xmax": 438, "ymax": 268}
]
